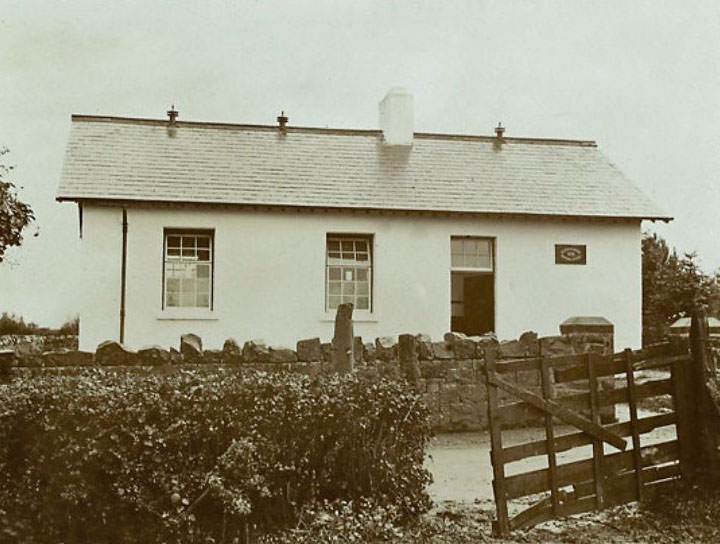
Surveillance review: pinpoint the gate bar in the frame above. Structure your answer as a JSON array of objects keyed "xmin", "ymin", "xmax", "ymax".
[
  {"xmin": 624, "ymin": 348, "xmax": 643, "ymax": 500},
  {"xmin": 485, "ymin": 346, "xmax": 510, "ymax": 536},
  {"xmin": 587, "ymin": 353, "xmax": 605, "ymax": 509}
]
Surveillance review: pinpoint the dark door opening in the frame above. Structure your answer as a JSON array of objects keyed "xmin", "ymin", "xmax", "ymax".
[{"xmin": 451, "ymin": 272, "xmax": 494, "ymax": 335}]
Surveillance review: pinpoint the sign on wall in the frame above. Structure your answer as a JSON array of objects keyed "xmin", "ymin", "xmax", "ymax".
[{"xmin": 555, "ymin": 244, "xmax": 587, "ymax": 265}]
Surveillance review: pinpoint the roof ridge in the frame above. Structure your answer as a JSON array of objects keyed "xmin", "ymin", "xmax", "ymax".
[{"xmin": 69, "ymin": 114, "xmax": 596, "ymax": 147}]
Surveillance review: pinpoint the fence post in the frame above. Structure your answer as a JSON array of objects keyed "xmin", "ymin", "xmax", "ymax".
[
  {"xmin": 689, "ymin": 308, "xmax": 720, "ymax": 483},
  {"xmin": 332, "ymin": 303, "xmax": 354, "ymax": 374}
]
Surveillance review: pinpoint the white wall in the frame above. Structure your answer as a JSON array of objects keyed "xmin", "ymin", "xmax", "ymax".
[{"xmin": 79, "ymin": 205, "xmax": 642, "ymax": 352}]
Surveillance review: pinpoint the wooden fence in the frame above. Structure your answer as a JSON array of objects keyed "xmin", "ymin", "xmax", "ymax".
[{"xmin": 485, "ymin": 333, "xmax": 695, "ymax": 536}]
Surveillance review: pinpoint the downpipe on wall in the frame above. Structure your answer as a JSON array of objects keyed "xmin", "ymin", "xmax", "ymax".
[{"xmin": 120, "ymin": 208, "xmax": 127, "ymax": 344}]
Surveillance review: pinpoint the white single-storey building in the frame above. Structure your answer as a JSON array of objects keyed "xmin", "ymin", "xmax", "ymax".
[{"xmin": 57, "ymin": 89, "xmax": 670, "ymax": 352}]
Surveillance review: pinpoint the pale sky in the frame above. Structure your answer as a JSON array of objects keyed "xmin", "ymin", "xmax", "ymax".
[{"xmin": 1, "ymin": 0, "xmax": 718, "ymax": 327}]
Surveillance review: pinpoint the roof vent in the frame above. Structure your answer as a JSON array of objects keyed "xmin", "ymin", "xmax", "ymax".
[
  {"xmin": 379, "ymin": 88, "xmax": 414, "ymax": 146},
  {"xmin": 277, "ymin": 111, "xmax": 288, "ymax": 133}
]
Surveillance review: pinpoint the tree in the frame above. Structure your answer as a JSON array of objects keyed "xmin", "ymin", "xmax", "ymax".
[
  {"xmin": 0, "ymin": 147, "xmax": 35, "ymax": 263},
  {"xmin": 642, "ymin": 232, "xmax": 720, "ymax": 345}
]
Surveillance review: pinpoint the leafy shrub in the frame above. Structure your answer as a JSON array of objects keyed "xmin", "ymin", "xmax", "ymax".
[{"xmin": 0, "ymin": 368, "xmax": 431, "ymax": 543}]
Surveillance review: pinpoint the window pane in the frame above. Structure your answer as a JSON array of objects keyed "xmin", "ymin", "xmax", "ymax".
[
  {"xmin": 343, "ymin": 268, "xmax": 354, "ymax": 281},
  {"xmin": 328, "ymin": 295, "xmax": 341, "ymax": 309},
  {"xmin": 197, "ymin": 249, "xmax": 210, "ymax": 261},
  {"xmin": 356, "ymin": 252, "xmax": 368, "ymax": 262},
  {"xmin": 328, "ymin": 267, "xmax": 341, "ymax": 280},
  {"xmin": 329, "ymin": 251, "xmax": 341, "ymax": 259},
  {"xmin": 341, "ymin": 241, "xmax": 353, "ymax": 252},
  {"xmin": 341, "ymin": 295, "xmax": 354, "ymax": 304},
  {"xmin": 197, "ymin": 278, "xmax": 210, "ymax": 294},
  {"xmin": 182, "ymin": 247, "xmax": 195, "ymax": 258},
  {"xmin": 355, "ymin": 240, "xmax": 367, "ymax": 252},
  {"xmin": 168, "ymin": 236, "xmax": 181, "ymax": 248},
  {"xmin": 328, "ymin": 281, "xmax": 341, "ymax": 295},
  {"xmin": 167, "ymin": 247, "xmax": 180, "ymax": 257},
  {"xmin": 451, "ymin": 239, "xmax": 463, "ymax": 255},
  {"xmin": 166, "ymin": 292, "xmax": 179, "ymax": 307},
  {"xmin": 356, "ymin": 268, "xmax": 368, "ymax": 281},
  {"xmin": 179, "ymin": 292, "xmax": 194, "ymax": 306},
  {"xmin": 197, "ymin": 293, "xmax": 210, "ymax": 307},
  {"xmin": 356, "ymin": 296, "xmax": 369, "ymax": 310},
  {"xmin": 196, "ymin": 264, "xmax": 210, "ymax": 278},
  {"xmin": 166, "ymin": 278, "xmax": 180, "ymax": 292},
  {"xmin": 451, "ymin": 253, "xmax": 464, "ymax": 267},
  {"xmin": 181, "ymin": 278, "xmax": 196, "ymax": 293},
  {"xmin": 197, "ymin": 236, "xmax": 210, "ymax": 249},
  {"xmin": 343, "ymin": 282, "xmax": 355, "ymax": 295},
  {"xmin": 182, "ymin": 236, "xmax": 195, "ymax": 248},
  {"xmin": 328, "ymin": 240, "xmax": 340, "ymax": 251},
  {"xmin": 357, "ymin": 282, "xmax": 369, "ymax": 295}
]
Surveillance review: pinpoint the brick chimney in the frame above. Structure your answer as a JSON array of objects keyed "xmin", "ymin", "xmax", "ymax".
[{"xmin": 379, "ymin": 87, "xmax": 414, "ymax": 146}]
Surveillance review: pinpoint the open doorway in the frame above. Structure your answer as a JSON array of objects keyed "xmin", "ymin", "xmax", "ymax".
[{"xmin": 450, "ymin": 237, "xmax": 495, "ymax": 335}]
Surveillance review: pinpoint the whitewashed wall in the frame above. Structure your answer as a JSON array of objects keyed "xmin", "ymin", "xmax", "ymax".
[{"xmin": 79, "ymin": 205, "xmax": 642, "ymax": 352}]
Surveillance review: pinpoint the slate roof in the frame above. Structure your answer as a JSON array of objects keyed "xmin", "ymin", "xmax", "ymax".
[{"xmin": 56, "ymin": 115, "xmax": 670, "ymax": 221}]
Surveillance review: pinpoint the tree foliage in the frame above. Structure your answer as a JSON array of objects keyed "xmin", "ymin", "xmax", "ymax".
[
  {"xmin": 0, "ymin": 147, "xmax": 35, "ymax": 263},
  {"xmin": 642, "ymin": 232, "xmax": 720, "ymax": 345}
]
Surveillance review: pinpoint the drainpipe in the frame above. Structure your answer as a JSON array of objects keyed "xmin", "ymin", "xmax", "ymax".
[{"xmin": 120, "ymin": 208, "xmax": 128, "ymax": 344}]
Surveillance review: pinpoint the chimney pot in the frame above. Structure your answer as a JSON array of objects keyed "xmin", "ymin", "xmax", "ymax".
[
  {"xmin": 167, "ymin": 105, "xmax": 179, "ymax": 125},
  {"xmin": 379, "ymin": 88, "xmax": 414, "ymax": 146},
  {"xmin": 277, "ymin": 111, "xmax": 289, "ymax": 132},
  {"xmin": 495, "ymin": 122, "xmax": 505, "ymax": 138}
]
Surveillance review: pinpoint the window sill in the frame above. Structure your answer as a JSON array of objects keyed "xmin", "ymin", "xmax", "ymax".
[
  {"xmin": 319, "ymin": 312, "xmax": 378, "ymax": 324},
  {"xmin": 157, "ymin": 308, "xmax": 219, "ymax": 321}
]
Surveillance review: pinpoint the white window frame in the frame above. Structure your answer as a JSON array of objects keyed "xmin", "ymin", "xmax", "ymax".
[
  {"xmin": 450, "ymin": 236, "xmax": 494, "ymax": 272},
  {"xmin": 325, "ymin": 234, "xmax": 373, "ymax": 313},
  {"xmin": 162, "ymin": 229, "xmax": 214, "ymax": 310}
]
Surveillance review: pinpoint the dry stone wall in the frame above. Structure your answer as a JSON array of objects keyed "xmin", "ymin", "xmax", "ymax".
[{"xmin": 1, "ymin": 324, "xmax": 616, "ymax": 432}]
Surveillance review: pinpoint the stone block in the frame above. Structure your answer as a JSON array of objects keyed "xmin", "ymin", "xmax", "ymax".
[
  {"xmin": 269, "ymin": 347, "xmax": 298, "ymax": 363},
  {"xmin": 296, "ymin": 338, "xmax": 322, "ymax": 362},
  {"xmin": 169, "ymin": 347, "xmax": 182, "ymax": 365},
  {"xmin": 137, "ymin": 345, "xmax": 171, "ymax": 366},
  {"xmin": 242, "ymin": 339, "xmax": 270, "ymax": 363},
  {"xmin": 519, "ymin": 331, "xmax": 540, "ymax": 357},
  {"xmin": 180, "ymin": 334, "xmax": 202, "ymax": 362},
  {"xmin": 222, "ymin": 338, "xmax": 242, "ymax": 362},
  {"xmin": 444, "ymin": 331, "xmax": 477, "ymax": 359},
  {"xmin": 203, "ymin": 349, "xmax": 224, "ymax": 364},
  {"xmin": 499, "ymin": 339, "xmax": 527, "ymax": 359},
  {"xmin": 419, "ymin": 360, "xmax": 447, "ymax": 379},
  {"xmin": 416, "ymin": 333, "xmax": 434, "ymax": 360},
  {"xmin": 375, "ymin": 337, "xmax": 397, "ymax": 362},
  {"xmin": 539, "ymin": 335, "xmax": 574, "ymax": 357},
  {"xmin": 432, "ymin": 342, "xmax": 454, "ymax": 360},
  {"xmin": 95, "ymin": 340, "xmax": 136, "ymax": 366}
]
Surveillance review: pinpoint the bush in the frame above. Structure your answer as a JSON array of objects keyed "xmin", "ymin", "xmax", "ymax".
[
  {"xmin": 0, "ymin": 312, "xmax": 38, "ymax": 335},
  {"xmin": 0, "ymin": 368, "xmax": 431, "ymax": 542}
]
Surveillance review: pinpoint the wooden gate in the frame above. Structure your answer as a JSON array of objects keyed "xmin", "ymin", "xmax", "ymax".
[{"xmin": 485, "ymin": 341, "xmax": 692, "ymax": 536}]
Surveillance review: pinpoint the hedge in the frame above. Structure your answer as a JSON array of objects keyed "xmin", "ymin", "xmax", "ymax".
[{"xmin": 0, "ymin": 368, "xmax": 431, "ymax": 543}]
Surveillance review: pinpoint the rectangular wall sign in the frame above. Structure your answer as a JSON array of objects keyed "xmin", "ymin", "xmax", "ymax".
[{"xmin": 555, "ymin": 244, "xmax": 587, "ymax": 265}]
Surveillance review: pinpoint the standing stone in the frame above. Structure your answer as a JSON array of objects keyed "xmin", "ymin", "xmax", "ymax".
[
  {"xmin": 222, "ymin": 338, "xmax": 242, "ymax": 363},
  {"xmin": 297, "ymin": 338, "xmax": 323, "ymax": 362},
  {"xmin": 353, "ymin": 336, "xmax": 364, "ymax": 364},
  {"xmin": 242, "ymin": 339, "xmax": 270, "ymax": 363},
  {"xmin": 321, "ymin": 342, "xmax": 333, "ymax": 362},
  {"xmin": 169, "ymin": 347, "xmax": 182, "ymax": 365},
  {"xmin": 269, "ymin": 347, "xmax": 298, "ymax": 363},
  {"xmin": 332, "ymin": 303, "xmax": 354, "ymax": 374},
  {"xmin": 399, "ymin": 334, "xmax": 421, "ymax": 383},
  {"xmin": 95, "ymin": 340, "xmax": 136, "ymax": 365},
  {"xmin": 363, "ymin": 342, "xmax": 376, "ymax": 363},
  {"xmin": 416, "ymin": 334, "xmax": 435, "ymax": 360},
  {"xmin": 180, "ymin": 334, "xmax": 203, "ymax": 362},
  {"xmin": 375, "ymin": 337, "xmax": 397, "ymax": 362},
  {"xmin": 137, "ymin": 345, "xmax": 171, "ymax": 366}
]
